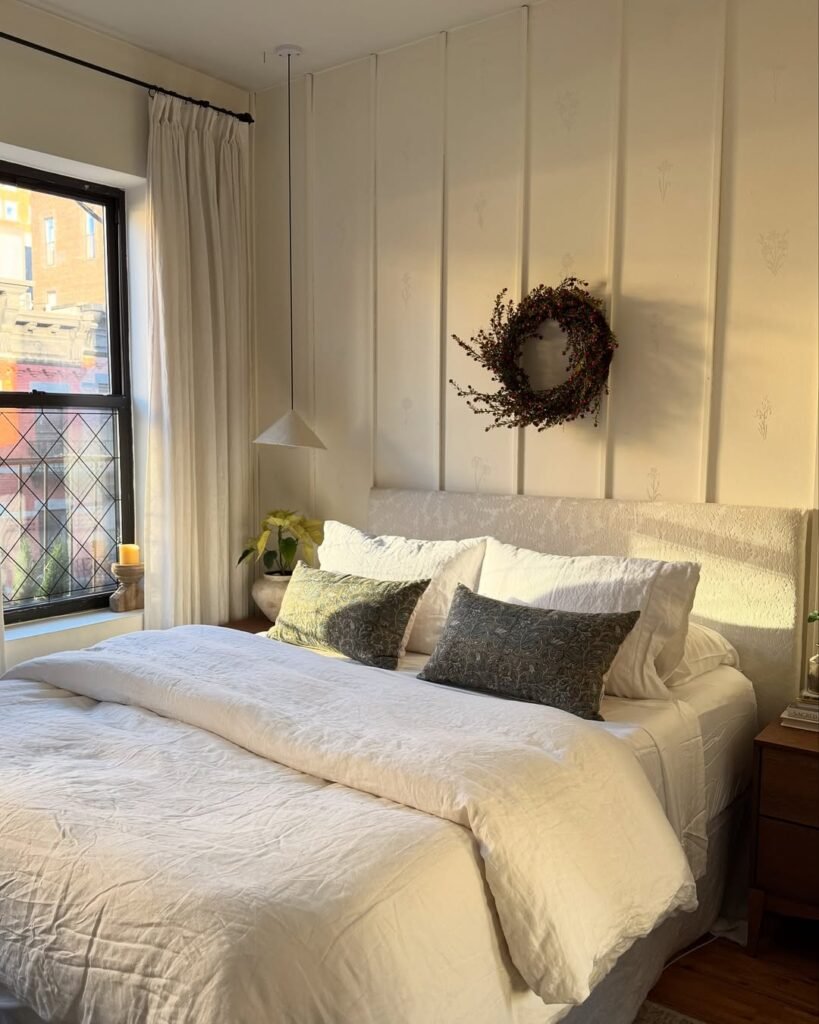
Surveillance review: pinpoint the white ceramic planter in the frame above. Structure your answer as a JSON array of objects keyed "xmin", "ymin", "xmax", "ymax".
[
  {"xmin": 251, "ymin": 573, "xmax": 291, "ymax": 622},
  {"xmin": 806, "ymin": 649, "xmax": 819, "ymax": 699}
]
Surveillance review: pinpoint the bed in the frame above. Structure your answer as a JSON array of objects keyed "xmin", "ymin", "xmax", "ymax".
[{"xmin": 0, "ymin": 490, "xmax": 814, "ymax": 1024}]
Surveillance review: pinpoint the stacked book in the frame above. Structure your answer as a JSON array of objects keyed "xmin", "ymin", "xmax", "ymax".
[{"xmin": 781, "ymin": 694, "xmax": 819, "ymax": 732}]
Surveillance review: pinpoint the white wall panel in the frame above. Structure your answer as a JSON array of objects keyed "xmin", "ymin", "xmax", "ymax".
[
  {"xmin": 255, "ymin": 0, "xmax": 819, "ymax": 521},
  {"xmin": 609, "ymin": 0, "xmax": 726, "ymax": 503},
  {"xmin": 443, "ymin": 11, "xmax": 526, "ymax": 495},
  {"xmin": 375, "ymin": 36, "xmax": 445, "ymax": 490},
  {"xmin": 713, "ymin": 0, "xmax": 819, "ymax": 508},
  {"xmin": 311, "ymin": 58, "xmax": 375, "ymax": 527},
  {"xmin": 522, "ymin": 0, "xmax": 621, "ymax": 498}
]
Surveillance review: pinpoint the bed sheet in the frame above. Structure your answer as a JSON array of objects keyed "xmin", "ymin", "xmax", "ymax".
[{"xmin": 387, "ymin": 652, "xmax": 755, "ymax": 824}]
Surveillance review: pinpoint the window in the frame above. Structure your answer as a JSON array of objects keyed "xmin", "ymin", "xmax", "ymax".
[
  {"xmin": 3, "ymin": 200, "xmax": 18, "ymax": 221},
  {"xmin": 0, "ymin": 160, "xmax": 133, "ymax": 624},
  {"xmin": 43, "ymin": 215, "xmax": 56, "ymax": 265},
  {"xmin": 84, "ymin": 209, "xmax": 97, "ymax": 259}
]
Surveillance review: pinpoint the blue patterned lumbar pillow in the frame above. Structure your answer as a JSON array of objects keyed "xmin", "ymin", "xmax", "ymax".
[
  {"xmin": 270, "ymin": 562, "xmax": 430, "ymax": 670},
  {"xmin": 418, "ymin": 584, "xmax": 640, "ymax": 719}
]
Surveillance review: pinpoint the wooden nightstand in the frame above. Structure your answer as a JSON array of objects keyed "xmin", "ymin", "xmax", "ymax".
[
  {"xmin": 222, "ymin": 614, "xmax": 272, "ymax": 634},
  {"xmin": 748, "ymin": 721, "xmax": 819, "ymax": 954}
]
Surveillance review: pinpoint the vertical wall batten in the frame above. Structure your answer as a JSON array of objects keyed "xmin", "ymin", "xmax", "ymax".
[
  {"xmin": 438, "ymin": 32, "xmax": 450, "ymax": 493},
  {"xmin": 701, "ymin": 0, "xmax": 729, "ymax": 503},
  {"xmin": 601, "ymin": 0, "xmax": 628, "ymax": 500},
  {"xmin": 367, "ymin": 54, "xmax": 377, "ymax": 504},
  {"xmin": 516, "ymin": 5, "xmax": 531, "ymax": 497},
  {"xmin": 370, "ymin": 54, "xmax": 378, "ymax": 492}
]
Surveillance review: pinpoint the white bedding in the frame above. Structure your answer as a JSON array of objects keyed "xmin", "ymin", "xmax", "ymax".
[
  {"xmin": 0, "ymin": 626, "xmax": 697, "ymax": 1024},
  {"xmin": 240, "ymin": 644, "xmax": 710, "ymax": 874},
  {"xmin": 319, "ymin": 651, "xmax": 757, "ymax": 863},
  {"xmin": 670, "ymin": 667, "xmax": 757, "ymax": 819},
  {"xmin": 600, "ymin": 669, "xmax": 756, "ymax": 827}
]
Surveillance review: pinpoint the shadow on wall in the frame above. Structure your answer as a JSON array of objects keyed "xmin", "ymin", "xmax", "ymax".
[{"xmin": 603, "ymin": 292, "xmax": 708, "ymax": 444}]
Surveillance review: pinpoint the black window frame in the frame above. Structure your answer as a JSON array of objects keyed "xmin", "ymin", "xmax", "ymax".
[{"xmin": 0, "ymin": 159, "xmax": 134, "ymax": 624}]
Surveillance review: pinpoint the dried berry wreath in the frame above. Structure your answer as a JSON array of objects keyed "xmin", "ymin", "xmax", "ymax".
[{"xmin": 450, "ymin": 278, "xmax": 617, "ymax": 431}]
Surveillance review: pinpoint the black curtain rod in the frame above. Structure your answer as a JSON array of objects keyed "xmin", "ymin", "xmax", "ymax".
[{"xmin": 0, "ymin": 30, "xmax": 254, "ymax": 124}]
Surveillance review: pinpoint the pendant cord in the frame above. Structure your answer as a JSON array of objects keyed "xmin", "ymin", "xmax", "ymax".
[{"xmin": 287, "ymin": 52, "xmax": 295, "ymax": 412}]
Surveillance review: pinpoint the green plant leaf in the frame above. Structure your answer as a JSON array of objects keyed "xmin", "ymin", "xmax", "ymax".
[
  {"xmin": 237, "ymin": 546, "xmax": 255, "ymax": 566},
  {"xmin": 279, "ymin": 536, "xmax": 298, "ymax": 571},
  {"xmin": 302, "ymin": 518, "xmax": 324, "ymax": 545},
  {"xmin": 809, "ymin": 610, "xmax": 819, "ymax": 624},
  {"xmin": 263, "ymin": 549, "xmax": 279, "ymax": 571},
  {"xmin": 264, "ymin": 510, "xmax": 298, "ymax": 531},
  {"xmin": 286, "ymin": 517, "xmax": 324, "ymax": 563},
  {"xmin": 240, "ymin": 509, "xmax": 324, "ymax": 569}
]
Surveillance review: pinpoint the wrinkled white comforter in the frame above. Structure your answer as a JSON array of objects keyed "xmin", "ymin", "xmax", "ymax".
[{"xmin": 0, "ymin": 627, "xmax": 696, "ymax": 1023}]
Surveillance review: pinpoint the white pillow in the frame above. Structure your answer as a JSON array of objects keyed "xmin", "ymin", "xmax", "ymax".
[
  {"xmin": 318, "ymin": 522, "xmax": 487, "ymax": 655},
  {"xmin": 668, "ymin": 623, "xmax": 740, "ymax": 685},
  {"xmin": 477, "ymin": 538, "xmax": 700, "ymax": 700}
]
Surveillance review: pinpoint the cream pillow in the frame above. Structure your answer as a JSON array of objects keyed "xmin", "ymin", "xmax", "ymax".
[
  {"xmin": 668, "ymin": 623, "xmax": 740, "ymax": 685},
  {"xmin": 318, "ymin": 522, "xmax": 486, "ymax": 654},
  {"xmin": 477, "ymin": 538, "xmax": 700, "ymax": 700}
]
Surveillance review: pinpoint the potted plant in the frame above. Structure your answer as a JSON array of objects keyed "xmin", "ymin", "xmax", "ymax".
[{"xmin": 238, "ymin": 510, "xmax": 324, "ymax": 621}]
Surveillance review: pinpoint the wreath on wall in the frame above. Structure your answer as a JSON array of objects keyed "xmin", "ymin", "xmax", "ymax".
[{"xmin": 450, "ymin": 277, "xmax": 617, "ymax": 431}]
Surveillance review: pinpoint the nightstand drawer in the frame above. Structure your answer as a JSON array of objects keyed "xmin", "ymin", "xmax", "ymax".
[
  {"xmin": 760, "ymin": 746, "xmax": 819, "ymax": 827},
  {"xmin": 756, "ymin": 817, "xmax": 819, "ymax": 904}
]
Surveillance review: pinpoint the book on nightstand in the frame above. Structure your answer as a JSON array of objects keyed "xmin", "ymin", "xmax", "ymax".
[{"xmin": 780, "ymin": 696, "xmax": 819, "ymax": 732}]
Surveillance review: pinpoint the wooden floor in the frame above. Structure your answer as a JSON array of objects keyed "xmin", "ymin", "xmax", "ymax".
[{"xmin": 649, "ymin": 917, "xmax": 819, "ymax": 1023}]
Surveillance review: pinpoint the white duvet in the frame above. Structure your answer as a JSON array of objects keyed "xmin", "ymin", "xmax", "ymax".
[{"xmin": 0, "ymin": 627, "xmax": 697, "ymax": 1023}]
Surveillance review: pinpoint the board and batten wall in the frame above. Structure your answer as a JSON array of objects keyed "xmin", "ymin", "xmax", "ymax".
[{"xmin": 254, "ymin": 0, "xmax": 819, "ymax": 530}]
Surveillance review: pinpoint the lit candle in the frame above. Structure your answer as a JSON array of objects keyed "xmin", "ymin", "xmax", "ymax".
[{"xmin": 118, "ymin": 543, "xmax": 140, "ymax": 565}]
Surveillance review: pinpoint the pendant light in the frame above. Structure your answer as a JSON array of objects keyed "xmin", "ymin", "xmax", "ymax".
[{"xmin": 254, "ymin": 45, "xmax": 325, "ymax": 449}]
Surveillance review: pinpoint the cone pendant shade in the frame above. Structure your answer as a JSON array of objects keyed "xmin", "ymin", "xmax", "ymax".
[
  {"xmin": 254, "ymin": 409, "xmax": 325, "ymax": 449},
  {"xmin": 254, "ymin": 45, "xmax": 324, "ymax": 452}
]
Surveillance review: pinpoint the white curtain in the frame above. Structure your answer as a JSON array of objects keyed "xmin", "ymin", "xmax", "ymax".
[{"xmin": 145, "ymin": 95, "xmax": 252, "ymax": 629}]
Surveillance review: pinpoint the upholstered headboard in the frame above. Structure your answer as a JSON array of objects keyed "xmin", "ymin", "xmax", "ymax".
[{"xmin": 369, "ymin": 488, "xmax": 818, "ymax": 725}]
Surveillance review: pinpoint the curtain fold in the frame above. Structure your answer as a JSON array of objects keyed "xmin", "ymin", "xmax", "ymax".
[
  {"xmin": 145, "ymin": 95, "xmax": 252, "ymax": 628},
  {"xmin": 0, "ymin": 588, "xmax": 5, "ymax": 674}
]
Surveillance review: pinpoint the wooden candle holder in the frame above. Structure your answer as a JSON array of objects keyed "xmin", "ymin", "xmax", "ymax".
[{"xmin": 110, "ymin": 562, "xmax": 145, "ymax": 612}]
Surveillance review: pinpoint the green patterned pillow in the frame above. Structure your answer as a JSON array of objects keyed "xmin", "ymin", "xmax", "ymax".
[
  {"xmin": 419, "ymin": 585, "xmax": 640, "ymax": 719},
  {"xmin": 269, "ymin": 563, "xmax": 430, "ymax": 670}
]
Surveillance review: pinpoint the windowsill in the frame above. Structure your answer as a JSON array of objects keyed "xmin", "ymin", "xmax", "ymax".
[
  {"xmin": 5, "ymin": 607, "xmax": 143, "ymax": 640},
  {"xmin": 4, "ymin": 607, "xmax": 143, "ymax": 671}
]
